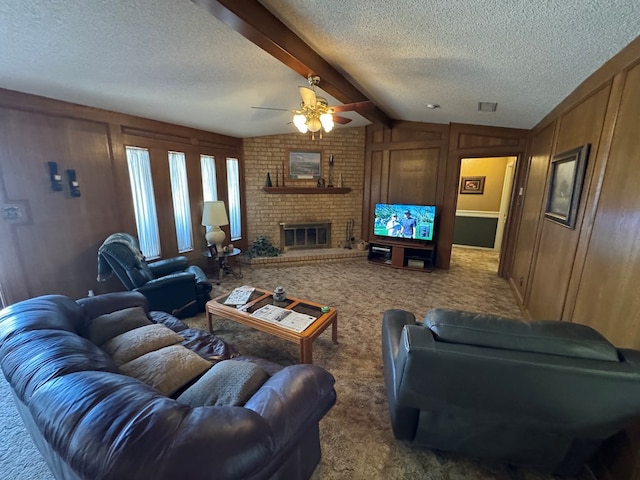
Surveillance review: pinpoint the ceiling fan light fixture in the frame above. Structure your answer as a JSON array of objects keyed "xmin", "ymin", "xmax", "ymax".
[
  {"xmin": 307, "ymin": 116, "xmax": 322, "ymax": 133},
  {"xmin": 320, "ymin": 112, "xmax": 334, "ymax": 132},
  {"xmin": 293, "ymin": 113, "xmax": 308, "ymax": 133}
]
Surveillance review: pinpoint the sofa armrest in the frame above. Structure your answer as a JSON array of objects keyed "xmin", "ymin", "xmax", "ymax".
[
  {"xmin": 148, "ymin": 256, "xmax": 189, "ymax": 277},
  {"xmin": 244, "ymin": 364, "xmax": 336, "ymax": 451},
  {"xmin": 382, "ymin": 309, "xmax": 416, "ymax": 360},
  {"xmin": 77, "ymin": 292, "xmax": 149, "ymax": 320},
  {"xmin": 382, "ymin": 309, "xmax": 421, "ymax": 441},
  {"xmin": 185, "ymin": 265, "xmax": 211, "ymax": 286},
  {"xmin": 29, "ymin": 371, "xmax": 276, "ymax": 480},
  {"xmin": 137, "ymin": 272, "xmax": 195, "ymax": 291}
]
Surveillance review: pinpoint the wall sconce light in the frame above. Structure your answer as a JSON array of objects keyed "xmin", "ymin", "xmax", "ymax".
[
  {"xmin": 47, "ymin": 162, "xmax": 63, "ymax": 191},
  {"xmin": 66, "ymin": 169, "xmax": 81, "ymax": 197}
]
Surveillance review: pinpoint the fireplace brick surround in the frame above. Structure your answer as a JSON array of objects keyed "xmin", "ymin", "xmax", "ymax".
[{"xmin": 243, "ymin": 128, "xmax": 366, "ymax": 251}]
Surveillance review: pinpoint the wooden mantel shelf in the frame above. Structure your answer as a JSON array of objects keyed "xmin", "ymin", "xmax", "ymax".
[{"xmin": 263, "ymin": 187, "xmax": 351, "ymax": 194}]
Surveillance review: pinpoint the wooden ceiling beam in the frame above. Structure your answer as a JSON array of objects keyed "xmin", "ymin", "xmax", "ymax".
[{"xmin": 191, "ymin": 0, "xmax": 393, "ymax": 127}]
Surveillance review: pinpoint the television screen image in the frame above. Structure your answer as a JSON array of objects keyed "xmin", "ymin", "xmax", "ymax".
[{"xmin": 374, "ymin": 203, "xmax": 436, "ymax": 241}]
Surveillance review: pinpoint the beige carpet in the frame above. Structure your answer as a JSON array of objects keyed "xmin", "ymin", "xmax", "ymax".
[
  {"xmin": 184, "ymin": 246, "xmax": 594, "ymax": 480},
  {"xmin": 0, "ymin": 246, "xmax": 594, "ymax": 479}
]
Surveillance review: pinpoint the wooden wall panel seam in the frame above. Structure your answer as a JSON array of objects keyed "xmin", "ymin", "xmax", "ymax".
[{"xmin": 521, "ymin": 120, "xmax": 559, "ymax": 310}]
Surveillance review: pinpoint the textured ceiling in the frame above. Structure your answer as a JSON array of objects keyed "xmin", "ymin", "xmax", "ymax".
[{"xmin": 0, "ymin": 0, "xmax": 638, "ymax": 138}]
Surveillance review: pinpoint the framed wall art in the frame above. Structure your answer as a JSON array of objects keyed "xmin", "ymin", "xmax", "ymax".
[
  {"xmin": 460, "ymin": 176, "xmax": 485, "ymax": 194},
  {"xmin": 288, "ymin": 151, "xmax": 322, "ymax": 180},
  {"xmin": 544, "ymin": 144, "xmax": 590, "ymax": 229}
]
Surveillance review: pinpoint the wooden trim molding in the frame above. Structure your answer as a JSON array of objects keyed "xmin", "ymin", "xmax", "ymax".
[
  {"xmin": 455, "ymin": 210, "xmax": 500, "ymax": 218},
  {"xmin": 263, "ymin": 187, "xmax": 351, "ymax": 194}
]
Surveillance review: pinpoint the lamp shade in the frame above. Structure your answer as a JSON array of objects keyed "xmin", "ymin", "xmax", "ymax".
[{"xmin": 201, "ymin": 201, "xmax": 229, "ymax": 226}]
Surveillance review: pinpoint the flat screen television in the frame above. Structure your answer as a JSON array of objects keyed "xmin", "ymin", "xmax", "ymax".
[{"xmin": 374, "ymin": 203, "xmax": 436, "ymax": 241}]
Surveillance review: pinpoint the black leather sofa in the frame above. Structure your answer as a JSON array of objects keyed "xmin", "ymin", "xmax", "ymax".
[
  {"xmin": 0, "ymin": 292, "xmax": 336, "ymax": 480},
  {"xmin": 382, "ymin": 307, "xmax": 640, "ymax": 475}
]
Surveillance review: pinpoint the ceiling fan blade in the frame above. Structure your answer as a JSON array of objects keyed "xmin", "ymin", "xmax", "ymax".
[
  {"xmin": 333, "ymin": 115, "xmax": 352, "ymax": 125},
  {"xmin": 251, "ymin": 106, "xmax": 293, "ymax": 112},
  {"xmin": 331, "ymin": 101, "xmax": 374, "ymax": 113},
  {"xmin": 298, "ymin": 86, "xmax": 317, "ymax": 107}
]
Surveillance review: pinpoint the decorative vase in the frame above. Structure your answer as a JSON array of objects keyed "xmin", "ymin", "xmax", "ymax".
[
  {"xmin": 265, "ymin": 172, "xmax": 273, "ymax": 187},
  {"xmin": 273, "ymin": 286, "xmax": 287, "ymax": 306}
]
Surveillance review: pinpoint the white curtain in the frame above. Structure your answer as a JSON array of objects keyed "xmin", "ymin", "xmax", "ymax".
[
  {"xmin": 200, "ymin": 155, "xmax": 218, "ymax": 236},
  {"xmin": 226, "ymin": 157, "xmax": 242, "ymax": 241},
  {"xmin": 125, "ymin": 146, "xmax": 161, "ymax": 259},
  {"xmin": 200, "ymin": 155, "xmax": 218, "ymax": 202},
  {"xmin": 168, "ymin": 151, "xmax": 193, "ymax": 253}
]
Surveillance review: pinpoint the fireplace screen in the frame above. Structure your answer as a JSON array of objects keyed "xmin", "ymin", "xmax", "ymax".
[{"xmin": 280, "ymin": 222, "xmax": 331, "ymax": 250}]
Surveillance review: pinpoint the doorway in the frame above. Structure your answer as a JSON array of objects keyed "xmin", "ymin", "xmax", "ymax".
[{"xmin": 453, "ymin": 156, "xmax": 518, "ymax": 268}]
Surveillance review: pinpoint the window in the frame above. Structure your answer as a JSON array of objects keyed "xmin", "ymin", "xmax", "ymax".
[
  {"xmin": 200, "ymin": 155, "xmax": 218, "ymax": 202},
  {"xmin": 168, "ymin": 151, "xmax": 193, "ymax": 253},
  {"xmin": 226, "ymin": 157, "xmax": 241, "ymax": 240},
  {"xmin": 125, "ymin": 146, "xmax": 161, "ymax": 259}
]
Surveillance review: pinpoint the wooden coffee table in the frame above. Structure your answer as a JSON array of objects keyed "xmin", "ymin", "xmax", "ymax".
[{"xmin": 206, "ymin": 287, "xmax": 338, "ymax": 364}]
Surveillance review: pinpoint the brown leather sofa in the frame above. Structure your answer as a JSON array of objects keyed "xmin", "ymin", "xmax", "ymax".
[
  {"xmin": 382, "ymin": 307, "xmax": 640, "ymax": 475},
  {"xmin": 0, "ymin": 292, "xmax": 336, "ymax": 480}
]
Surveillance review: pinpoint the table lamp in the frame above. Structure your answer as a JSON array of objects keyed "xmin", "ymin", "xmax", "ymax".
[{"xmin": 201, "ymin": 201, "xmax": 229, "ymax": 253}]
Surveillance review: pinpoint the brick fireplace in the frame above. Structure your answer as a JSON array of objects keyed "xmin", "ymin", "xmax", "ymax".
[{"xmin": 242, "ymin": 128, "xmax": 366, "ymax": 249}]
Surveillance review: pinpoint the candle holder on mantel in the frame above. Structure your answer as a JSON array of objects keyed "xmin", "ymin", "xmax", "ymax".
[
  {"xmin": 281, "ymin": 160, "xmax": 286, "ymax": 187},
  {"xmin": 327, "ymin": 154, "xmax": 334, "ymax": 187}
]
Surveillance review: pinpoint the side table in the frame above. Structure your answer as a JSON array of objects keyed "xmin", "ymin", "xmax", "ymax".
[{"xmin": 202, "ymin": 247, "xmax": 243, "ymax": 284}]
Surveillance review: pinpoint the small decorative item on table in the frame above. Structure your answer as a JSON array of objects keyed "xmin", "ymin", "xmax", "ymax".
[{"xmin": 273, "ymin": 286, "xmax": 287, "ymax": 307}]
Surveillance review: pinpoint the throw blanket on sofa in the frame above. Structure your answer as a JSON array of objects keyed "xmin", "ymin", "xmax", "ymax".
[{"xmin": 97, "ymin": 233, "xmax": 145, "ymax": 281}]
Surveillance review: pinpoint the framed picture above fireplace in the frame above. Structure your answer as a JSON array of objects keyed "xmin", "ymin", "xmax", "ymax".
[{"xmin": 288, "ymin": 151, "xmax": 322, "ymax": 180}]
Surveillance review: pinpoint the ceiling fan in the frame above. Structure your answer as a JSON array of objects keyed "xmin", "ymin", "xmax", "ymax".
[{"xmin": 252, "ymin": 75, "xmax": 373, "ymax": 137}]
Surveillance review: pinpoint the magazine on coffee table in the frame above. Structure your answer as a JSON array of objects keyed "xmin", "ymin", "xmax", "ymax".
[
  {"xmin": 250, "ymin": 304, "xmax": 316, "ymax": 333},
  {"xmin": 224, "ymin": 286, "xmax": 255, "ymax": 305}
]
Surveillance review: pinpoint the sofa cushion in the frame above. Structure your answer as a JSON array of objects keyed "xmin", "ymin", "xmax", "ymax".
[
  {"xmin": 119, "ymin": 344, "xmax": 212, "ymax": 396},
  {"xmin": 177, "ymin": 360, "xmax": 269, "ymax": 407},
  {"xmin": 87, "ymin": 306, "xmax": 152, "ymax": 346},
  {"xmin": 424, "ymin": 308, "xmax": 619, "ymax": 362},
  {"xmin": 101, "ymin": 324, "xmax": 183, "ymax": 366}
]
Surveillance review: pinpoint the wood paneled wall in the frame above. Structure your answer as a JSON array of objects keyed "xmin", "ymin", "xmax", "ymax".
[
  {"xmin": 508, "ymin": 36, "xmax": 640, "ymax": 479},
  {"xmin": 364, "ymin": 121, "xmax": 449, "ymax": 266},
  {"xmin": 512, "ymin": 36, "xmax": 640, "ymax": 344},
  {"xmin": 509, "ymin": 123, "xmax": 554, "ymax": 304},
  {"xmin": 0, "ymin": 89, "xmax": 242, "ymax": 305},
  {"xmin": 525, "ymin": 84, "xmax": 611, "ymax": 321},
  {"xmin": 364, "ymin": 120, "xmax": 528, "ymax": 269}
]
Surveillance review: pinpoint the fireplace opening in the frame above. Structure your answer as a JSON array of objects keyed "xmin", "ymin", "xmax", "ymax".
[{"xmin": 280, "ymin": 222, "xmax": 331, "ymax": 251}]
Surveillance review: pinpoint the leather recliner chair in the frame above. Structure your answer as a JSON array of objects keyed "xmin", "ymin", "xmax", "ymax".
[
  {"xmin": 97, "ymin": 233, "xmax": 212, "ymax": 317},
  {"xmin": 382, "ymin": 308, "xmax": 640, "ymax": 475}
]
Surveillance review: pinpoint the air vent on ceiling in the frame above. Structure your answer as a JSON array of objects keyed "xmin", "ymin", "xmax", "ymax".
[{"xmin": 478, "ymin": 102, "xmax": 498, "ymax": 112}]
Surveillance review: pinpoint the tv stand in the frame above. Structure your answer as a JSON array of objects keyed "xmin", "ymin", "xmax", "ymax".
[{"xmin": 368, "ymin": 240, "xmax": 436, "ymax": 272}]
